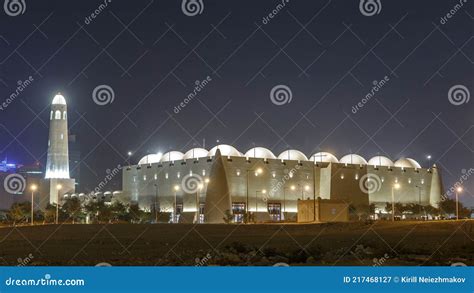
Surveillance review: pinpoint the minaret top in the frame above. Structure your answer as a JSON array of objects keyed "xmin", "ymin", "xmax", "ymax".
[{"xmin": 52, "ymin": 93, "xmax": 66, "ymax": 105}]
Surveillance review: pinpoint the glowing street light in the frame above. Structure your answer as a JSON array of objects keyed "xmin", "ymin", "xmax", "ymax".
[
  {"xmin": 56, "ymin": 184, "xmax": 62, "ymax": 224},
  {"xmin": 30, "ymin": 184, "xmax": 37, "ymax": 225},
  {"xmin": 173, "ymin": 185, "xmax": 180, "ymax": 223},
  {"xmin": 455, "ymin": 187, "xmax": 463, "ymax": 220},
  {"xmin": 391, "ymin": 183, "xmax": 400, "ymax": 222}
]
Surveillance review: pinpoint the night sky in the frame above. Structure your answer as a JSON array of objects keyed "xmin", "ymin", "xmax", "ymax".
[{"xmin": 0, "ymin": 0, "xmax": 472, "ymax": 206}]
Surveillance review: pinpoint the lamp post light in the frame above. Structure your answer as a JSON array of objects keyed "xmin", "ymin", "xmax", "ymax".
[
  {"xmin": 30, "ymin": 184, "xmax": 37, "ymax": 225},
  {"xmin": 173, "ymin": 185, "xmax": 180, "ymax": 223},
  {"xmin": 455, "ymin": 187, "xmax": 463, "ymax": 220},
  {"xmin": 197, "ymin": 183, "xmax": 204, "ymax": 223},
  {"xmin": 154, "ymin": 184, "xmax": 159, "ymax": 223},
  {"xmin": 391, "ymin": 183, "xmax": 400, "ymax": 222},
  {"xmin": 56, "ymin": 184, "xmax": 62, "ymax": 224},
  {"xmin": 246, "ymin": 168, "xmax": 262, "ymax": 214}
]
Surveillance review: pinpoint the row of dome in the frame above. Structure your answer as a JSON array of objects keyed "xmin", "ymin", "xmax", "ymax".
[{"xmin": 138, "ymin": 145, "xmax": 423, "ymax": 169}]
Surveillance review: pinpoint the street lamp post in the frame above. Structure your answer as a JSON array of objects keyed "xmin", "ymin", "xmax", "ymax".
[
  {"xmin": 391, "ymin": 183, "xmax": 400, "ymax": 222},
  {"xmin": 197, "ymin": 183, "xmax": 203, "ymax": 223},
  {"xmin": 455, "ymin": 187, "xmax": 463, "ymax": 220},
  {"xmin": 154, "ymin": 184, "xmax": 158, "ymax": 223},
  {"xmin": 56, "ymin": 184, "xmax": 62, "ymax": 224},
  {"xmin": 173, "ymin": 185, "xmax": 180, "ymax": 223},
  {"xmin": 30, "ymin": 184, "xmax": 37, "ymax": 226}
]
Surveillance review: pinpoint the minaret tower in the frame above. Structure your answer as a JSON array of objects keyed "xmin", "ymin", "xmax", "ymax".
[
  {"xmin": 41, "ymin": 93, "xmax": 75, "ymax": 206},
  {"xmin": 45, "ymin": 93, "xmax": 70, "ymax": 179}
]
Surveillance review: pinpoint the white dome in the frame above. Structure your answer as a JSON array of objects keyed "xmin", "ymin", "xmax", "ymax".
[
  {"xmin": 277, "ymin": 150, "xmax": 308, "ymax": 161},
  {"xmin": 309, "ymin": 152, "xmax": 339, "ymax": 163},
  {"xmin": 160, "ymin": 151, "xmax": 184, "ymax": 162},
  {"xmin": 394, "ymin": 158, "xmax": 421, "ymax": 169},
  {"xmin": 245, "ymin": 147, "xmax": 276, "ymax": 159},
  {"xmin": 183, "ymin": 148, "xmax": 209, "ymax": 160},
  {"xmin": 52, "ymin": 93, "xmax": 66, "ymax": 105},
  {"xmin": 368, "ymin": 156, "xmax": 394, "ymax": 167},
  {"xmin": 138, "ymin": 154, "xmax": 163, "ymax": 165},
  {"xmin": 208, "ymin": 145, "xmax": 241, "ymax": 157},
  {"xmin": 339, "ymin": 154, "xmax": 367, "ymax": 165}
]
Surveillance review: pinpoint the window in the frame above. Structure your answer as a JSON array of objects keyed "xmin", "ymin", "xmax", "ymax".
[
  {"xmin": 50, "ymin": 111, "xmax": 53, "ymax": 120},
  {"xmin": 60, "ymin": 134, "xmax": 64, "ymax": 140},
  {"xmin": 55, "ymin": 110, "xmax": 61, "ymax": 119},
  {"xmin": 232, "ymin": 202, "xmax": 246, "ymax": 223},
  {"xmin": 63, "ymin": 111, "xmax": 67, "ymax": 120},
  {"xmin": 267, "ymin": 203, "xmax": 281, "ymax": 221}
]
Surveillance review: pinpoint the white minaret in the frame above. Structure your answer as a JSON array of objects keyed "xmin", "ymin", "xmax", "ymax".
[{"xmin": 45, "ymin": 93, "xmax": 70, "ymax": 179}]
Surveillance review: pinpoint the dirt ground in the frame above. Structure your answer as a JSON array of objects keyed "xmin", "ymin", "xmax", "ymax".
[{"xmin": 0, "ymin": 220, "xmax": 472, "ymax": 266}]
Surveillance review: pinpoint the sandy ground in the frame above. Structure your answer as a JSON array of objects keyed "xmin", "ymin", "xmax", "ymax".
[{"xmin": 0, "ymin": 220, "xmax": 472, "ymax": 266}]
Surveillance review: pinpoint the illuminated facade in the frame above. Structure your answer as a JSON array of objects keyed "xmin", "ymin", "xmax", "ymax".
[
  {"xmin": 43, "ymin": 93, "xmax": 75, "ymax": 204},
  {"xmin": 122, "ymin": 145, "xmax": 443, "ymax": 223}
]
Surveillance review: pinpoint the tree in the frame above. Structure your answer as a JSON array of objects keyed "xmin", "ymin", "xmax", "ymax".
[
  {"xmin": 62, "ymin": 197, "xmax": 82, "ymax": 223},
  {"xmin": 369, "ymin": 203, "xmax": 376, "ymax": 215},
  {"xmin": 110, "ymin": 201, "xmax": 128, "ymax": 222},
  {"xmin": 44, "ymin": 204, "xmax": 57, "ymax": 223},
  {"xmin": 439, "ymin": 198, "xmax": 457, "ymax": 216},
  {"xmin": 8, "ymin": 202, "xmax": 30, "ymax": 224},
  {"xmin": 223, "ymin": 210, "xmax": 233, "ymax": 224},
  {"xmin": 128, "ymin": 203, "xmax": 141, "ymax": 223}
]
